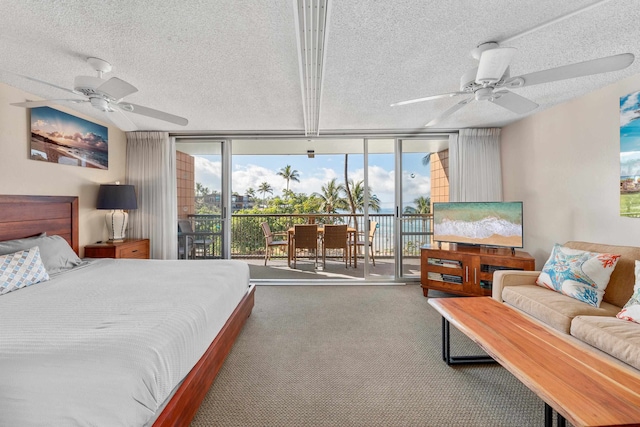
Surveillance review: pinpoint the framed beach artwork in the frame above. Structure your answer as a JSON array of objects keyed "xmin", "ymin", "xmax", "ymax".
[
  {"xmin": 30, "ymin": 107, "xmax": 108, "ymax": 169},
  {"xmin": 620, "ymin": 90, "xmax": 640, "ymax": 217}
]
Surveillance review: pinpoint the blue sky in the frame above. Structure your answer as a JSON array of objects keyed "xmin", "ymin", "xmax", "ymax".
[{"xmin": 194, "ymin": 152, "xmax": 431, "ymax": 211}]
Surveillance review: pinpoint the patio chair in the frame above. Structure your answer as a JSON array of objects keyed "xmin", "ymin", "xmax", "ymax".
[
  {"xmin": 352, "ymin": 220, "xmax": 377, "ymax": 266},
  {"xmin": 321, "ymin": 224, "xmax": 349, "ymax": 269},
  {"xmin": 261, "ymin": 222, "xmax": 288, "ymax": 265},
  {"xmin": 178, "ymin": 219, "xmax": 213, "ymax": 259},
  {"xmin": 292, "ymin": 224, "xmax": 318, "ymax": 268}
]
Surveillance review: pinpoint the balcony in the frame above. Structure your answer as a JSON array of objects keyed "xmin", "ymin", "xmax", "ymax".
[{"xmin": 178, "ymin": 213, "xmax": 433, "ymax": 280}]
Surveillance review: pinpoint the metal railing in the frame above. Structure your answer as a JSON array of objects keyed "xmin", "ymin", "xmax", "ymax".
[{"xmin": 180, "ymin": 213, "xmax": 433, "ymax": 260}]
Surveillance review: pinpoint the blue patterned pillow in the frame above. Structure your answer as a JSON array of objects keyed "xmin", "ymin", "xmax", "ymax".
[
  {"xmin": 536, "ymin": 244, "xmax": 620, "ymax": 307},
  {"xmin": 0, "ymin": 247, "xmax": 50, "ymax": 296}
]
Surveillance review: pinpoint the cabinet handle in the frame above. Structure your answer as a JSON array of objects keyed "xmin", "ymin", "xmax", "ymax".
[
  {"xmin": 132, "ymin": 249, "xmax": 138, "ymax": 253},
  {"xmin": 474, "ymin": 268, "xmax": 477, "ymax": 284},
  {"xmin": 465, "ymin": 266, "xmax": 469, "ymax": 282}
]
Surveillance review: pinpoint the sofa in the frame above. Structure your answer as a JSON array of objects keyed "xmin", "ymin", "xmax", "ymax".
[{"xmin": 492, "ymin": 241, "xmax": 640, "ymax": 371}]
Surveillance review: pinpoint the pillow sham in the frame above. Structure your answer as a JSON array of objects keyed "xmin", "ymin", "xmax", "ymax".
[
  {"xmin": 0, "ymin": 247, "xmax": 49, "ymax": 295},
  {"xmin": 535, "ymin": 244, "xmax": 620, "ymax": 307},
  {"xmin": 0, "ymin": 234, "xmax": 83, "ymax": 275},
  {"xmin": 616, "ymin": 260, "xmax": 640, "ymax": 324}
]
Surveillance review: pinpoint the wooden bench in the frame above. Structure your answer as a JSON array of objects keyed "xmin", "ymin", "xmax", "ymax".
[{"xmin": 428, "ymin": 297, "xmax": 640, "ymax": 427}]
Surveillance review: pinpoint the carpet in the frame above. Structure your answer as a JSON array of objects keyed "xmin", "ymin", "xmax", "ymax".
[{"xmin": 191, "ymin": 285, "xmax": 546, "ymax": 426}]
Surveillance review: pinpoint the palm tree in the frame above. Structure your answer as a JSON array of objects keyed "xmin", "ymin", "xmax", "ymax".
[
  {"xmin": 348, "ymin": 179, "xmax": 381, "ymax": 213},
  {"xmin": 404, "ymin": 196, "xmax": 431, "ymax": 214},
  {"xmin": 277, "ymin": 165, "xmax": 300, "ymax": 192},
  {"xmin": 258, "ymin": 182, "xmax": 273, "ymax": 207},
  {"xmin": 313, "ymin": 178, "xmax": 348, "ymax": 221},
  {"xmin": 245, "ymin": 187, "xmax": 256, "ymax": 201},
  {"xmin": 195, "ymin": 182, "xmax": 210, "ymax": 197}
]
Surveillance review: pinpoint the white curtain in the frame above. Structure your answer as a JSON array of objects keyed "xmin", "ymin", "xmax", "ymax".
[
  {"xmin": 449, "ymin": 128, "xmax": 503, "ymax": 202},
  {"xmin": 125, "ymin": 132, "xmax": 177, "ymax": 259}
]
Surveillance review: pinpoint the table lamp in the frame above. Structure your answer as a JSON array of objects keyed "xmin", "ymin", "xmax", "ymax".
[{"xmin": 96, "ymin": 183, "xmax": 138, "ymax": 242}]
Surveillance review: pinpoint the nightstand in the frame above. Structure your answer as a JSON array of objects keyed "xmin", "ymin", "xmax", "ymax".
[{"xmin": 84, "ymin": 239, "xmax": 150, "ymax": 259}]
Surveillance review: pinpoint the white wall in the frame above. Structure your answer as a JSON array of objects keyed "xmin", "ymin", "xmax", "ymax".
[
  {"xmin": 502, "ymin": 73, "xmax": 640, "ymax": 268},
  {"xmin": 0, "ymin": 83, "xmax": 127, "ymax": 255}
]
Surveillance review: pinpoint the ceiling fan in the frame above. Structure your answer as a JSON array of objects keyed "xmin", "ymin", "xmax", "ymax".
[
  {"xmin": 10, "ymin": 57, "xmax": 188, "ymax": 131},
  {"xmin": 391, "ymin": 42, "xmax": 634, "ymax": 127}
]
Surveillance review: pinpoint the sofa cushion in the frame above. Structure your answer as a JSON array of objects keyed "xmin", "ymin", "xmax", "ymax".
[
  {"xmin": 536, "ymin": 244, "xmax": 620, "ymax": 307},
  {"xmin": 616, "ymin": 260, "xmax": 640, "ymax": 324},
  {"xmin": 571, "ymin": 315, "xmax": 640, "ymax": 371},
  {"xmin": 563, "ymin": 241, "xmax": 640, "ymax": 308},
  {"xmin": 502, "ymin": 285, "xmax": 620, "ymax": 333}
]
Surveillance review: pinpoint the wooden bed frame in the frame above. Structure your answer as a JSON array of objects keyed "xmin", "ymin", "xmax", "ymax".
[{"xmin": 0, "ymin": 194, "xmax": 255, "ymax": 427}]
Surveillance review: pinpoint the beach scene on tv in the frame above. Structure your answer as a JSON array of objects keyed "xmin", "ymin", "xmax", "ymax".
[
  {"xmin": 433, "ymin": 202, "xmax": 523, "ymax": 248},
  {"xmin": 30, "ymin": 106, "xmax": 108, "ymax": 169}
]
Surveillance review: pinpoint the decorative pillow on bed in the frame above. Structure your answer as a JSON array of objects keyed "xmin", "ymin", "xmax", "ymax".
[
  {"xmin": 0, "ymin": 247, "xmax": 50, "ymax": 295},
  {"xmin": 535, "ymin": 244, "xmax": 620, "ymax": 307},
  {"xmin": 0, "ymin": 234, "xmax": 83, "ymax": 275},
  {"xmin": 616, "ymin": 260, "xmax": 640, "ymax": 324}
]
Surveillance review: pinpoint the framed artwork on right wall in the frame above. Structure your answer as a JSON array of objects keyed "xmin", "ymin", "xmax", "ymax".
[{"xmin": 620, "ymin": 90, "xmax": 640, "ymax": 217}]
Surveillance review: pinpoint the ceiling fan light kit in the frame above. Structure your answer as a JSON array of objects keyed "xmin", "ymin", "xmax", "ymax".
[{"xmin": 10, "ymin": 57, "xmax": 189, "ymax": 131}]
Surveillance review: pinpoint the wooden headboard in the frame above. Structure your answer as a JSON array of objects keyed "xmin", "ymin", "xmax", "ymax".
[{"xmin": 0, "ymin": 195, "xmax": 79, "ymax": 254}]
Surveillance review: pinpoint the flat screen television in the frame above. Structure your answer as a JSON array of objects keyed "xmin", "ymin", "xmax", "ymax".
[{"xmin": 433, "ymin": 201, "xmax": 524, "ymax": 249}]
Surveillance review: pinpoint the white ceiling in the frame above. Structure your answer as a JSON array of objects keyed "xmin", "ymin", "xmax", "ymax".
[{"xmin": 0, "ymin": 0, "xmax": 638, "ymax": 134}]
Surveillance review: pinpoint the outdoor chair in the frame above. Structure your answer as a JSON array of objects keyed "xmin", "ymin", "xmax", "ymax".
[
  {"xmin": 292, "ymin": 224, "xmax": 318, "ymax": 268},
  {"xmin": 261, "ymin": 222, "xmax": 288, "ymax": 265},
  {"xmin": 178, "ymin": 219, "xmax": 213, "ymax": 259},
  {"xmin": 352, "ymin": 220, "xmax": 377, "ymax": 266},
  {"xmin": 321, "ymin": 224, "xmax": 349, "ymax": 269}
]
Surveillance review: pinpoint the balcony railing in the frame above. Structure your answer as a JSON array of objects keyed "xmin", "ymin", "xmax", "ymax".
[{"xmin": 179, "ymin": 213, "xmax": 433, "ymax": 260}]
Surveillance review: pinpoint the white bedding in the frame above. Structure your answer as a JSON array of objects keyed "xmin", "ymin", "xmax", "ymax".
[{"xmin": 0, "ymin": 258, "xmax": 250, "ymax": 427}]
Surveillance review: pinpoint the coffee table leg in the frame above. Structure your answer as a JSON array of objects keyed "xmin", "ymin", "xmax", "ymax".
[
  {"xmin": 544, "ymin": 403, "xmax": 566, "ymax": 427},
  {"xmin": 440, "ymin": 316, "xmax": 496, "ymax": 365}
]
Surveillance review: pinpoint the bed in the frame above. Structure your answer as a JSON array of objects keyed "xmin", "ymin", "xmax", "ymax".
[{"xmin": 0, "ymin": 195, "xmax": 255, "ymax": 426}]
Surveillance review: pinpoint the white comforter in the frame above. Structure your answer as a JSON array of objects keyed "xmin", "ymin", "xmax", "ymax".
[{"xmin": 0, "ymin": 258, "xmax": 250, "ymax": 427}]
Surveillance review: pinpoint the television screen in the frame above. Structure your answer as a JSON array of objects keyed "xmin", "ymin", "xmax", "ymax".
[{"xmin": 433, "ymin": 202, "xmax": 523, "ymax": 248}]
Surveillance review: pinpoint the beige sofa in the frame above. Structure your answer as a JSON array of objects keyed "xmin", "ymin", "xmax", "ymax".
[{"xmin": 492, "ymin": 241, "xmax": 640, "ymax": 371}]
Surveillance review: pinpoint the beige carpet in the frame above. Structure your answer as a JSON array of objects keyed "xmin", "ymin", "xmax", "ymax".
[{"xmin": 191, "ymin": 285, "xmax": 547, "ymax": 426}]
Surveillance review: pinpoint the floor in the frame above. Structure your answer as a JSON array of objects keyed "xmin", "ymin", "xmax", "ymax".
[{"xmin": 243, "ymin": 254, "xmax": 421, "ymax": 281}]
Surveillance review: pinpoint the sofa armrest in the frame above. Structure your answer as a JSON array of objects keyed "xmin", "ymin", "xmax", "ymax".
[{"xmin": 492, "ymin": 270, "xmax": 541, "ymax": 302}]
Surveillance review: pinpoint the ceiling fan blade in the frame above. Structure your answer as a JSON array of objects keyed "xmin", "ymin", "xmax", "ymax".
[
  {"xmin": 425, "ymin": 97, "xmax": 474, "ymax": 127},
  {"xmin": 96, "ymin": 77, "xmax": 138, "ymax": 101},
  {"xmin": 490, "ymin": 90, "xmax": 538, "ymax": 114},
  {"xmin": 104, "ymin": 109, "xmax": 137, "ymax": 132},
  {"xmin": 117, "ymin": 102, "xmax": 189, "ymax": 126},
  {"xmin": 476, "ymin": 47, "xmax": 517, "ymax": 85},
  {"xmin": 505, "ymin": 53, "xmax": 634, "ymax": 88},
  {"xmin": 2, "ymin": 71, "xmax": 80, "ymax": 96},
  {"xmin": 11, "ymin": 99, "xmax": 87, "ymax": 108},
  {"xmin": 390, "ymin": 91, "xmax": 467, "ymax": 107}
]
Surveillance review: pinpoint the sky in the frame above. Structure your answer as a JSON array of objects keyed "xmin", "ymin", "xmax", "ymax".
[
  {"xmin": 193, "ymin": 152, "xmax": 431, "ymax": 211},
  {"xmin": 30, "ymin": 106, "xmax": 109, "ymax": 152}
]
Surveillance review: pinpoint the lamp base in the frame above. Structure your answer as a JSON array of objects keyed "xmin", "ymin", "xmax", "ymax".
[{"xmin": 105, "ymin": 210, "xmax": 129, "ymax": 242}]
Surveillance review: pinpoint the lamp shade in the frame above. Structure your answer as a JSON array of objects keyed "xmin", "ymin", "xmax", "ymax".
[{"xmin": 96, "ymin": 184, "xmax": 138, "ymax": 210}]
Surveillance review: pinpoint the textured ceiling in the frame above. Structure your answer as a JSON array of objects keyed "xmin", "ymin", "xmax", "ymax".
[{"xmin": 0, "ymin": 0, "xmax": 638, "ymax": 133}]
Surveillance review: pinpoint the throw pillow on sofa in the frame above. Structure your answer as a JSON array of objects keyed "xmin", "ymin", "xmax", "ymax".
[
  {"xmin": 536, "ymin": 244, "xmax": 620, "ymax": 307},
  {"xmin": 616, "ymin": 260, "xmax": 640, "ymax": 324}
]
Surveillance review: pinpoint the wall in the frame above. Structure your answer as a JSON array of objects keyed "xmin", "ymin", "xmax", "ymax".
[
  {"xmin": 430, "ymin": 149, "xmax": 449, "ymax": 208},
  {"xmin": 176, "ymin": 150, "xmax": 195, "ymax": 219},
  {"xmin": 501, "ymin": 73, "xmax": 640, "ymax": 268},
  {"xmin": 0, "ymin": 83, "xmax": 127, "ymax": 256}
]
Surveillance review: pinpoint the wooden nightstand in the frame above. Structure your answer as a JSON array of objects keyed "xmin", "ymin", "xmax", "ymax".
[{"xmin": 84, "ymin": 239, "xmax": 150, "ymax": 259}]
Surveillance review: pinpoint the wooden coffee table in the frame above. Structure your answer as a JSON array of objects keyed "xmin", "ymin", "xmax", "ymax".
[{"xmin": 428, "ymin": 297, "xmax": 640, "ymax": 427}]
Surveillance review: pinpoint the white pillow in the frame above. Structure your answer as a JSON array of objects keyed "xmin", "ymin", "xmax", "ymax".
[
  {"xmin": 616, "ymin": 260, "xmax": 640, "ymax": 324},
  {"xmin": 536, "ymin": 244, "xmax": 620, "ymax": 307},
  {"xmin": 0, "ymin": 247, "xmax": 50, "ymax": 296}
]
